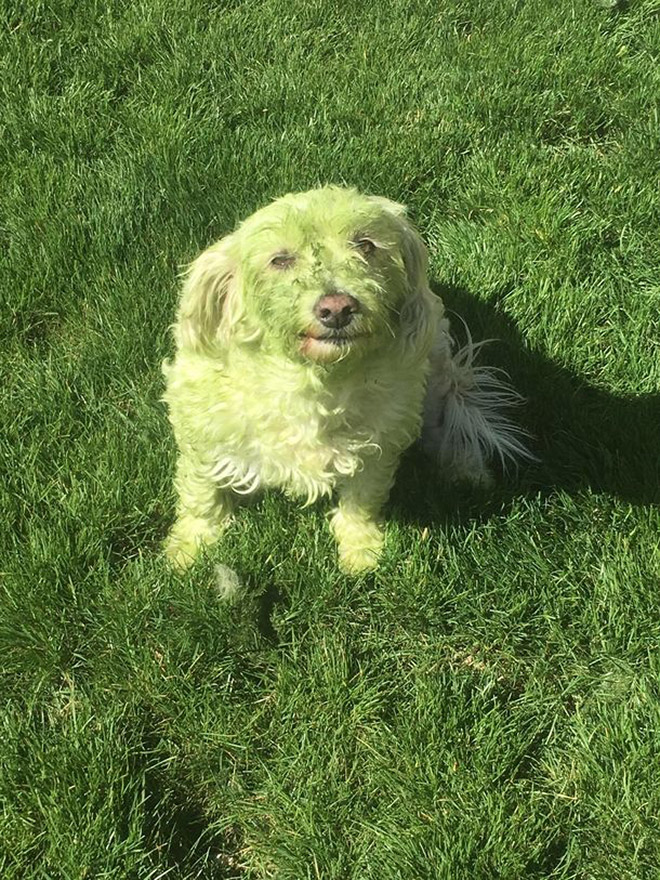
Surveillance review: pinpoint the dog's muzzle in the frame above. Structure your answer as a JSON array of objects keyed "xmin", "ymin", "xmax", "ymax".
[
  {"xmin": 300, "ymin": 293, "xmax": 366, "ymax": 361},
  {"xmin": 313, "ymin": 293, "xmax": 360, "ymax": 330}
]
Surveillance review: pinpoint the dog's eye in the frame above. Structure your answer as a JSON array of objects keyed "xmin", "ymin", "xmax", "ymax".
[
  {"xmin": 269, "ymin": 252, "xmax": 296, "ymax": 270},
  {"xmin": 353, "ymin": 238, "xmax": 376, "ymax": 258}
]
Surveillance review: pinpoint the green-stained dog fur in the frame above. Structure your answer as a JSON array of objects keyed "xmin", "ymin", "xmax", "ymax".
[{"xmin": 163, "ymin": 187, "xmax": 527, "ymax": 573}]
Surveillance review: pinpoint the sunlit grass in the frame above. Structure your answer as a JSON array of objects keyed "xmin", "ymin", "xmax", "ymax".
[{"xmin": 2, "ymin": 1, "xmax": 659, "ymax": 877}]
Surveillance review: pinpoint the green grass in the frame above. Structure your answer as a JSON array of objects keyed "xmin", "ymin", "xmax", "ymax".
[{"xmin": 2, "ymin": 0, "xmax": 660, "ymax": 876}]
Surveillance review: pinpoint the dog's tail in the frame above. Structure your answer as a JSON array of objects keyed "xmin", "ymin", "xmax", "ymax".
[{"xmin": 421, "ymin": 319, "xmax": 534, "ymax": 482}]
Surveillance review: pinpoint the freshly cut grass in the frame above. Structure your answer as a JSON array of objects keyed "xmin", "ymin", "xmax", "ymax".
[{"xmin": 2, "ymin": 1, "xmax": 660, "ymax": 877}]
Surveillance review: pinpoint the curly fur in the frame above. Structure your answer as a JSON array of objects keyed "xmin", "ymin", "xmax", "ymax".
[{"xmin": 163, "ymin": 186, "xmax": 528, "ymax": 573}]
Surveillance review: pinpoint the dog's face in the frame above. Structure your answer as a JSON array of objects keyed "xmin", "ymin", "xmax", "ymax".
[{"xmin": 176, "ymin": 187, "xmax": 434, "ymax": 365}]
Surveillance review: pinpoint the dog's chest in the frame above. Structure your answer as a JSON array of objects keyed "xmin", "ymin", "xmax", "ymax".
[
  {"xmin": 248, "ymin": 383, "xmax": 378, "ymax": 497},
  {"xmin": 206, "ymin": 358, "xmax": 424, "ymax": 502}
]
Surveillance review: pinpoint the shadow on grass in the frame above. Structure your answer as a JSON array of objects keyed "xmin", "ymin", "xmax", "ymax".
[
  {"xmin": 391, "ymin": 282, "xmax": 659, "ymax": 527},
  {"xmin": 256, "ymin": 581, "xmax": 283, "ymax": 643},
  {"xmin": 141, "ymin": 730, "xmax": 244, "ymax": 878}
]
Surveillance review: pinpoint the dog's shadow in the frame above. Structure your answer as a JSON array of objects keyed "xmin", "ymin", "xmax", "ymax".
[{"xmin": 391, "ymin": 283, "xmax": 660, "ymax": 526}]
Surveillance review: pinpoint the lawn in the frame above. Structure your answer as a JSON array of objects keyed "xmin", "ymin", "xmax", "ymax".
[{"xmin": 2, "ymin": 0, "xmax": 660, "ymax": 877}]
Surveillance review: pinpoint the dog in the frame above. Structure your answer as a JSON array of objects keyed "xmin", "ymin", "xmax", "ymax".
[{"xmin": 162, "ymin": 186, "xmax": 529, "ymax": 573}]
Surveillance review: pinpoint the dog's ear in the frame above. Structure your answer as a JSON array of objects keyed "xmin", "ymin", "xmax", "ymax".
[
  {"xmin": 367, "ymin": 195, "xmax": 429, "ymax": 291},
  {"xmin": 370, "ymin": 197, "xmax": 441, "ymax": 354},
  {"xmin": 397, "ymin": 213, "xmax": 429, "ymax": 298},
  {"xmin": 398, "ymin": 217, "xmax": 439, "ymax": 352},
  {"xmin": 175, "ymin": 234, "xmax": 240, "ymax": 352},
  {"xmin": 398, "ymin": 286, "xmax": 438, "ymax": 355}
]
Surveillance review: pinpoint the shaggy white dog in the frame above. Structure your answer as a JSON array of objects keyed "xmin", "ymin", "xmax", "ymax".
[{"xmin": 163, "ymin": 186, "xmax": 527, "ymax": 573}]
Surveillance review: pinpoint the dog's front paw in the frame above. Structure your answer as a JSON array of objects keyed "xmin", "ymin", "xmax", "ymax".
[
  {"xmin": 331, "ymin": 510, "xmax": 384, "ymax": 574},
  {"xmin": 339, "ymin": 540, "xmax": 383, "ymax": 574},
  {"xmin": 164, "ymin": 514, "xmax": 227, "ymax": 570}
]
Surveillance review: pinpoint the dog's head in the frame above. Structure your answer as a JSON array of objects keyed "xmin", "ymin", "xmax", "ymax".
[{"xmin": 175, "ymin": 186, "xmax": 439, "ymax": 365}]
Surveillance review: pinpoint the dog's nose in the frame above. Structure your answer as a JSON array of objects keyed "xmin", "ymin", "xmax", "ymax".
[{"xmin": 313, "ymin": 293, "xmax": 360, "ymax": 329}]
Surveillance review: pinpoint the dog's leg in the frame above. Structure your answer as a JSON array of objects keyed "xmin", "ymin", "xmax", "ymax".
[
  {"xmin": 165, "ymin": 454, "xmax": 233, "ymax": 569},
  {"xmin": 330, "ymin": 449, "xmax": 400, "ymax": 574}
]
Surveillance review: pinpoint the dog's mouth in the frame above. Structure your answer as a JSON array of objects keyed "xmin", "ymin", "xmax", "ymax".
[
  {"xmin": 299, "ymin": 331, "xmax": 365, "ymax": 362},
  {"xmin": 304, "ymin": 331, "xmax": 362, "ymax": 345}
]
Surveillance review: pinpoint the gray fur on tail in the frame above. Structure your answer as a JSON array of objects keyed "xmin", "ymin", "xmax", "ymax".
[{"xmin": 421, "ymin": 319, "xmax": 534, "ymax": 482}]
